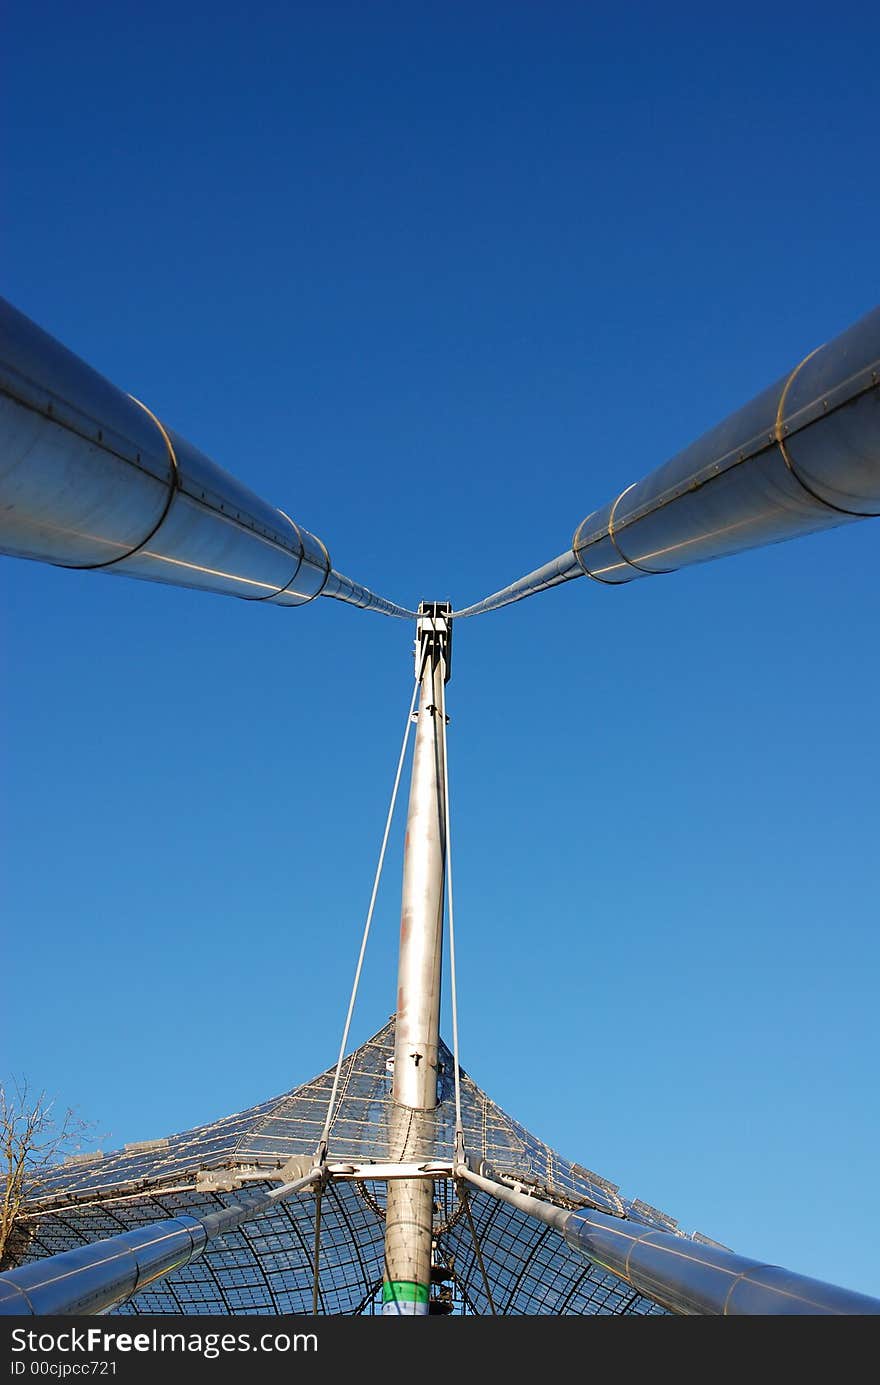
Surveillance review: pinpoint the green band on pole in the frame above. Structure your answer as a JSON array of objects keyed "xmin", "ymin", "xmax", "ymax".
[{"xmin": 382, "ymin": 1280, "xmax": 430, "ymax": 1305}]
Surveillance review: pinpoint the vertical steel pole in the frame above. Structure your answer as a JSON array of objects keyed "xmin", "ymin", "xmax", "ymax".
[{"xmin": 383, "ymin": 603, "xmax": 451, "ymax": 1316}]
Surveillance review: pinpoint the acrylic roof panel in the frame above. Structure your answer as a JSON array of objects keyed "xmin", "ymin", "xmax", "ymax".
[{"xmin": 19, "ymin": 1021, "xmax": 692, "ymax": 1314}]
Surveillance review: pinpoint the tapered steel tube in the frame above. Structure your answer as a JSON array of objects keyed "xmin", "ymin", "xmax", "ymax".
[
  {"xmin": 573, "ymin": 305, "xmax": 880, "ymax": 584},
  {"xmin": 0, "ymin": 1172, "xmax": 319, "ymax": 1316},
  {"xmin": 460, "ymin": 1166, "xmax": 880, "ymax": 1316},
  {"xmin": 383, "ymin": 605, "xmax": 450, "ymax": 1316},
  {"xmin": 454, "ymin": 549, "xmax": 582, "ymax": 619},
  {"xmin": 0, "ymin": 297, "xmax": 414, "ymax": 617},
  {"xmin": 0, "ymin": 1217, "xmax": 208, "ymax": 1316},
  {"xmin": 454, "ymin": 304, "xmax": 880, "ymax": 616}
]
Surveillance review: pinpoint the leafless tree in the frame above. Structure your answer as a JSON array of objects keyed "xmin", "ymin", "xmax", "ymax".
[{"xmin": 1, "ymin": 1080, "xmax": 98, "ymax": 1268}]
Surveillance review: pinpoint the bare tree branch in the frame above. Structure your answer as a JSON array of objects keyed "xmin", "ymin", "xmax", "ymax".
[{"xmin": 0, "ymin": 1080, "xmax": 100, "ymax": 1268}]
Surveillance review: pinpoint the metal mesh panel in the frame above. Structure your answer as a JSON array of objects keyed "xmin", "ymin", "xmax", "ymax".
[
  {"xmin": 442, "ymin": 1192, "xmax": 664, "ymax": 1315},
  {"xmin": 18, "ymin": 1021, "xmax": 687, "ymax": 1314}
]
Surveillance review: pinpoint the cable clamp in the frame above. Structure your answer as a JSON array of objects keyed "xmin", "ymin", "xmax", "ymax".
[{"xmin": 453, "ymin": 1128, "xmax": 468, "ymax": 1178}]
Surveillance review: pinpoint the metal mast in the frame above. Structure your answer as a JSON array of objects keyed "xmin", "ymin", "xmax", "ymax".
[
  {"xmin": 2, "ymin": 593, "xmax": 880, "ymax": 1316},
  {"xmin": 383, "ymin": 602, "xmax": 452, "ymax": 1316}
]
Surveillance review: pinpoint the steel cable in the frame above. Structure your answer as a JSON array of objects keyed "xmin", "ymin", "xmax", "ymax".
[{"xmin": 316, "ymin": 670, "xmax": 422, "ymax": 1157}]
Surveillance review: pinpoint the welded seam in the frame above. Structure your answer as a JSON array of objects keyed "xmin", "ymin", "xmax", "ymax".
[
  {"xmin": 775, "ymin": 348, "xmax": 879, "ymax": 518},
  {"xmin": 61, "ymin": 395, "xmax": 180, "ymax": 571},
  {"xmin": 607, "ymin": 483, "xmax": 670, "ymax": 574},
  {"xmin": 572, "ymin": 360, "xmax": 880, "ymax": 573},
  {"xmin": 571, "ymin": 509, "xmax": 624, "ymax": 584},
  {"xmin": 310, "ymin": 534, "xmax": 332, "ymax": 600},
  {"xmin": 254, "ymin": 506, "xmax": 305, "ymax": 601}
]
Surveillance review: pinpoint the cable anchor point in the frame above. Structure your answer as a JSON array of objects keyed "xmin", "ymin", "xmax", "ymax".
[{"xmin": 414, "ymin": 601, "xmax": 453, "ymax": 683}]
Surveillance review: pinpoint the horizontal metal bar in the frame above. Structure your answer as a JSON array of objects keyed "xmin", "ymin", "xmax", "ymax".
[
  {"xmin": 328, "ymin": 1161, "xmax": 454, "ymax": 1181},
  {"xmin": 459, "ymin": 1165, "xmax": 880, "ymax": 1316},
  {"xmin": 0, "ymin": 297, "xmax": 415, "ymax": 618}
]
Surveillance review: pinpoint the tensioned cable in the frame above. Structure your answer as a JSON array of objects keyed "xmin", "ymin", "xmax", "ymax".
[
  {"xmin": 437, "ymin": 654, "xmax": 464, "ymax": 1149},
  {"xmin": 312, "ymin": 1186, "xmax": 323, "ymax": 1316},
  {"xmin": 460, "ymin": 1189, "xmax": 498, "ymax": 1315},
  {"xmin": 316, "ymin": 669, "xmax": 422, "ymax": 1157}
]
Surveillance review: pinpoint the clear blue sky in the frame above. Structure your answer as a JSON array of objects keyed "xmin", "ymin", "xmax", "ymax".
[{"xmin": 3, "ymin": 2, "xmax": 879, "ymax": 1300}]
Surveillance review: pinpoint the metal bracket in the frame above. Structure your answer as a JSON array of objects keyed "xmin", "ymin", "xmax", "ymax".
[
  {"xmin": 414, "ymin": 601, "xmax": 452, "ymax": 682},
  {"xmin": 328, "ymin": 1161, "xmax": 454, "ymax": 1181},
  {"xmin": 195, "ymin": 1162, "xmax": 285, "ymax": 1193}
]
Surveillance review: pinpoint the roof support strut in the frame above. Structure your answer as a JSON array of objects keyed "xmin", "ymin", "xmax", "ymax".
[
  {"xmin": 0, "ymin": 1170, "xmax": 320, "ymax": 1317},
  {"xmin": 457, "ymin": 1165, "xmax": 880, "ymax": 1316},
  {"xmin": 0, "ymin": 297, "xmax": 414, "ymax": 618},
  {"xmin": 455, "ymin": 304, "xmax": 880, "ymax": 618}
]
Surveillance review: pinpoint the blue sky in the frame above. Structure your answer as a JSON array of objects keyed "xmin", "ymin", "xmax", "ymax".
[{"xmin": 3, "ymin": 2, "xmax": 879, "ymax": 1299}]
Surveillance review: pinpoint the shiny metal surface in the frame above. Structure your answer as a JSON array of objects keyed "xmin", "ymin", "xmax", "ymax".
[
  {"xmin": 384, "ymin": 605, "xmax": 452, "ymax": 1316},
  {"xmin": 320, "ymin": 567, "xmax": 418, "ymax": 618},
  {"xmin": 453, "ymin": 304, "xmax": 880, "ymax": 615},
  {"xmin": 573, "ymin": 305, "xmax": 880, "ymax": 583},
  {"xmin": 460, "ymin": 1166, "xmax": 880, "ymax": 1316},
  {"xmin": 561, "ymin": 1207, "xmax": 880, "ymax": 1316},
  {"xmin": 0, "ymin": 1217, "xmax": 207, "ymax": 1316},
  {"xmin": 391, "ymin": 619, "xmax": 449, "ymax": 1111},
  {"xmin": 458, "ymin": 1165, "xmax": 568, "ymax": 1231},
  {"xmin": 453, "ymin": 549, "xmax": 582, "ymax": 619},
  {"xmin": 0, "ymin": 1171, "xmax": 320, "ymax": 1316},
  {"xmin": 328, "ymin": 1160, "xmax": 454, "ymax": 1180},
  {"xmin": 17, "ymin": 1025, "xmax": 665, "ymax": 1316},
  {"xmin": 0, "ymin": 297, "xmax": 414, "ymax": 617}
]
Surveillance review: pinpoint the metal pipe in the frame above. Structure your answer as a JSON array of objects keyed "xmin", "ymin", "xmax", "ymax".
[
  {"xmin": 459, "ymin": 1166, "xmax": 880, "ymax": 1316},
  {"xmin": 0, "ymin": 297, "xmax": 414, "ymax": 618},
  {"xmin": 0, "ymin": 1171, "xmax": 319, "ymax": 1316},
  {"xmin": 320, "ymin": 567, "xmax": 415, "ymax": 618},
  {"xmin": 453, "ymin": 550, "xmax": 581, "ymax": 620},
  {"xmin": 0, "ymin": 1217, "xmax": 207, "ymax": 1317},
  {"xmin": 573, "ymin": 304, "xmax": 880, "ymax": 583},
  {"xmin": 383, "ymin": 603, "xmax": 451, "ymax": 1317},
  {"xmin": 454, "ymin": 304, "xmax": 880, "ymax": 616}
]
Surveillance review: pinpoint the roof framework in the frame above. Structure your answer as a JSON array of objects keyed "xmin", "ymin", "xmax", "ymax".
[{"xmin": 19, "ymin": 1022, "xmax": 685, "ymax": 1314}]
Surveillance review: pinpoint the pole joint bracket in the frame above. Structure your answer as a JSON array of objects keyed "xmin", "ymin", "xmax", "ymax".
[{"xmin": 414, "ymin": 601, "xmax": 453, "ymax": 682}]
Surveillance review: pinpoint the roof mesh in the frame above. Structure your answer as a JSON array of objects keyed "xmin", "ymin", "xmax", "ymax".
[{"xmin": 16, "ymin": 1022, "xmax": 687, "ymax": 1315}]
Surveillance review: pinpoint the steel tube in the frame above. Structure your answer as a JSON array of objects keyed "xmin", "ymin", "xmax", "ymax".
[
  {"xmin": 0, "ymin": 1171, "xmax": 319, "ymax": 1316},
  {"xmin": 0, "ymin": 297, "xmax": 414, "ymax": 617},
  {"xmin": 574, "ymin": 306, "xmax": 880, "ymax": 584},
  {"xmin": 0, "ymin": 1217, "xmax": 207, "ymax": 1316},
  {"xmin": 383, "ymin": 605, "xmax": 450, "ymax": 1317},
  {"xmin": 320, "ymin": 567, "xmax": 416, "ymax": 618},
  {"xmin": 454, "ymin": 305, "xmax": 880, "ymax": 616},
  {"xmin": 453, "ymin": 550, "xmax": 581, "ymax": 619},
  {"xmin": 459, "ymin": 1166, "xmax": 880, "ymax": 1316}
]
